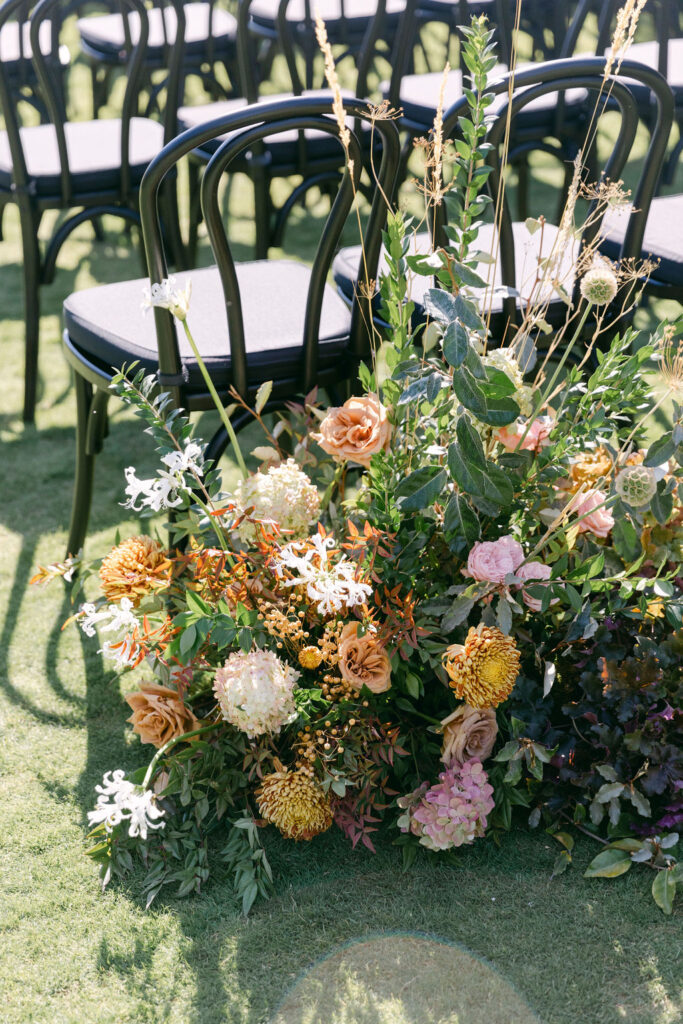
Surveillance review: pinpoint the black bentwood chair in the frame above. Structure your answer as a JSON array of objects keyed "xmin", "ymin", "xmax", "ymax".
[
  {"xmin": 601, "ymin": 193, "xmax": 683, "ymax": 305},
  {"xmin": 78, "ymin": 0, "xmax": 239, "ymax": 119},
  {"xmin": 177, "ymin": 0, "xmax": 394, "ymax": 260},
  {"xmin": 0, "ymin": 0, "xmax": 185, "ymax": 423},
  {"xmin": 334, "ymin": 57, "xmax": 674, "ymax": 341},
  {"xmin": 61, "ymin": 97, "xmax": 400, "ymax": 556}
]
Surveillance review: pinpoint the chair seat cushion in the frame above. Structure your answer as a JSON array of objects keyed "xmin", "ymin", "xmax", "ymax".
[
  {"xmin": 601, "ymin": 194, "xmax": 683, "ymax": 286},
  {"xmin": 178, "ymin": 90, "xmax": 375, "ymax": 164},
  {"xmin": 0, "ymin": 18, "xmax": 68, "ymax": 66},
  {"xmin": 386, "ymin": 67, "xmax": 588, "ymax": 129},
  {"xmin": 249, "ymin": 0, "xmax": 405, "ymax": 33},
  {"xmin": 63, "ymin": 262, "xmax": 353, "ymax": 390},
  {"xmin": 0, "ymin": 117, "xmax": 165, "ymax": 196},
  {"xmin": 78, "ymin": 2, "xmax": 237, "ymax": 58},
  {"xmin": 333, "ymin": 221, "xmax": 576, "ymax": 317}
]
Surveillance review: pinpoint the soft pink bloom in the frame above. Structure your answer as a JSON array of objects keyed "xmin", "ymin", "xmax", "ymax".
[
  {"xmin": 496, "ymin": 416, "xmax": 553, "ymax": 453},
  {"xmin": 568, "ymin": 488, "xmax": 614, "ymax": 539},
  {"xmin": 515, "ymin": 561, "xmax": 556, "ymax": 611},
  {"xmin": 397, "ymin": 759, "xmax": 495, "ymax": 851},
  {"xmin": 466, "ymin": 535, "xmax": 524, "ymax": 584}
]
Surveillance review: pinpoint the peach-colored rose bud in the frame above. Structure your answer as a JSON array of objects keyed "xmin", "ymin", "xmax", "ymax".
[
  {"xmin": 496, "ymin": 416, "xmax": 553, "ymax": 453},
  {"xmin": 441, "ymin": 705, "xmax": 498, "ymax": 766},
  {"xmin": 125, "ymin": 684, "xmax": 199, "ymax": 748},
  {"xmin": 466, "ymin": 535, "xmax": 524, "ymax": 584},
  {"xmin": 567, "ymin": 488, "xmax": 614, "ymax": 539},
  {"xmin": 338, "ymin": 622, "xmax": 391, "ymax": 694},
  {"xmin": 315, "ymin": 394, "xmax": 392, "ymax": 468}
]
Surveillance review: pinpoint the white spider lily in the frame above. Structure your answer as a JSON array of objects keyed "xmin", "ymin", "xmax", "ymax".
[
  {"xmin": 88, "ymin": 769, "xmax": 165, "ymax": 839},
  {"xmin": 274, "ymin": 533, "xmax": 373, "ymax": 616},
  {"xmin": 122, "ymin": 442, "xmax": 205, "ymax": 513},
  {"xmin": 79, "ymin": 597, "xmax": 139, "ymax": 639},
  {"xmin": 142, "ymin": 276, "xmax": 192, "ymax": 321}
]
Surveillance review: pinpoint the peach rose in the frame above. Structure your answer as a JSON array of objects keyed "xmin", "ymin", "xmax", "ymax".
[
  {"xmin": 441, "ymin": 705, "xmax": 498, "ymax": 766},
  {"xmin": 515, "ymin": 561, "xmax": 557, "ymax": 612},
  {"xmin": 466, "ymin": 535, "xmax": 524, "ymax": 584},
  {"xmin": 568, "ymin": 488, "xmax": 614, "ymax": 539},
  {"xmin": 125, "ymin": 683, "xmax": 199, "ymax": 748},
  {"xmin": 316, "ymin": 394, "xmax": 392, "ymax": 468},
  {"xmin": 338, "ymin": 622, "xmax": 391, "ymax": 694},
  {"xmin": 496, "ymin": 415, "xmax": 553, "ymax": 453}
]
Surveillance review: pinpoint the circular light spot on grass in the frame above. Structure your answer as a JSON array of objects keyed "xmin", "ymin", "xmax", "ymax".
[{"xmin": 270, "ymin": 933, "xmax": 542, "ymax": 1024}]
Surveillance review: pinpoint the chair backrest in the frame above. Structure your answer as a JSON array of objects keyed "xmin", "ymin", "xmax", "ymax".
[
  {"xmin": 438, "ymin": 56, "xmax": 674, "ymax": 325},
  {"xmin": 138, "ymin": 96, "xmax": 400, "ymax": 405},
  {"xmin": 0, "ymin": 0, "xmax": 185, "ymax": 206}
]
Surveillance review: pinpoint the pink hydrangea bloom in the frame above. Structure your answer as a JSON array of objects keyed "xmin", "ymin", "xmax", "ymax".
[
  {"xmin": 496, "ymin": 416, "xmax": 553, "ymax": 453},
  {"xmin": 515, "ymin": 560, "xmax": 557, "ymax": 611},
  {"xmin": 466, "ymin": 535, "xmax": 524, "ymax": 584},
  {"xmin": 397, "ymin": 759, "xmax": 495, "ymax": 851},
  {"xmin": 568, "ymin": 488, "xmax": 614, "ymax": 539}
]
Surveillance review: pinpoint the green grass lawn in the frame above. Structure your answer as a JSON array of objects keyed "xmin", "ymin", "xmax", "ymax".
[{"xmin": 1, "ymin": 16, "xmax": 683, "ymax": 1024}]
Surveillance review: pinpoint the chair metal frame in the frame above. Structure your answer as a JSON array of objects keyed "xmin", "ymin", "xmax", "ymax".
[
  {"xmin": 0, "ymin": 0, "xmax": 186, "ymax": 422},
  {"xmin": 62, "ymin": 95, "xmax": 400, "ymax": 554}
]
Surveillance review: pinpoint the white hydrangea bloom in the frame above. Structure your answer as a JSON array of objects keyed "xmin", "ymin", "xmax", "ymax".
[
  {"xmin": 142, "ymin": 276, "xmax": 192, "ymax": 320},
  {"xmin": 234, "ymin": 459, "xmax": 321, "ymax": 542},
  {"xmin": 88, "ymin": 769, "xmax": 165, "ymax": 839},
  {"xmin": 273, "ymin": 532, "xmax": 373, "ymax": 616},
  {"xmin": 213, "ymin": 649, "xmax": 299, "ymax": 737}
]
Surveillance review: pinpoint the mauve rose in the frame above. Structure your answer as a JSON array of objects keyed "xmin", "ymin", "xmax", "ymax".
[
  {"xmin": 496, "ymin": 416, "xmax": 553, "ymax": 453},
  {"xmin": 125, "ymin": 684, "xmax": 199, "ymax": 748},
  {"xmin": 338, "ymin": 622, "xmax": 392, "ymax": 694},
  {"xmin": 569, "ymin": 488, "xmax": 614, "ymax": 539},
  {"xmin": 466, "ymin": 535, "xmax": 524, "ymax": 584},
  {"xmin": 315, "ymin": 394, "xmax": 392, "ymax": 468},
  {"xmin": 441, "ymin": 705, "xmax": 498, "ymax": 766},
  {"xmin": 515, "ymin": 560, "xmax": 556, "ymax": 611}
]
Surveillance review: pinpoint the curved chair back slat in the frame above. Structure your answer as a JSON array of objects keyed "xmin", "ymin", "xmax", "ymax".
[
  {"xmin": 138, "ymin": 95, "xmax": 400, "ymax": 406},
  {"xmin": 438, "ymin": 56, "xmax": 674, "ymax": 325}
]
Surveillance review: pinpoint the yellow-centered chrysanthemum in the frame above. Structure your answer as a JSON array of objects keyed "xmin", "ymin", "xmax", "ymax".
[
  {"xmin": 443, "ymin": 625, "xmax": 521, "ymax": 709},
  {"xmin": 99, "ymin": 536, "xmax": 171, "ymax": 606},
  {"xmin": 256, "ymin": 769, "xmax": 333, "ymax": 841}
]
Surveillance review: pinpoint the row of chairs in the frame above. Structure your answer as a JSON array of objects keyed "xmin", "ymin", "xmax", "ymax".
[{"xmin": 62, "ymin": 55, "xmax": 675, "ymax": 556}]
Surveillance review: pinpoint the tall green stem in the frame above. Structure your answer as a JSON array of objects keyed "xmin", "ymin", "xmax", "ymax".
[
  {"xmin": 142, "ymin": 721, "xmax": 221, "ymax": 790},
  {"xmin": 181, "ymin": 320, "xmax": 248, "ymax": 480}
]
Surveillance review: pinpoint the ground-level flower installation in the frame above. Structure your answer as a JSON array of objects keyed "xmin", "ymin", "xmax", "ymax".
[{"xmin": 34, "ymin": 15, "xmax": 682, "ymax": 915}]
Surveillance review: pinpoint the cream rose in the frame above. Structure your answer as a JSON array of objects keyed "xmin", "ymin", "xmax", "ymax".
[
  {"xmin": 338, "ymin": 622, "xmax": 392, "ymax": 694},
  {"xmin": 441, "ymin": 705, "xmax": 498, "ymax": 766},
  {"xmin": 316, "ymin": 395, "xmax": 392, "ymax": 468},
  {"xmin": 125, "ymin": 684, "xmax": 199, "ymax": 748}
]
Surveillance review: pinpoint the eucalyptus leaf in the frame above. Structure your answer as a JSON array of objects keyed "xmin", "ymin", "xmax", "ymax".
[{"xmin": 396, "ymin": 467, "xmax": 448, "ymax": 512}]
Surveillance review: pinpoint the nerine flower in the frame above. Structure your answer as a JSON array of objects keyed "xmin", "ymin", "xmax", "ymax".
[
  {"xmin": 397, "ymin": 759, "xmax": 495, "ymax": 851},
  {"xmin": 122, "ymin": 442, "xmax": 204, "ymax": 514},
  {"xmin": 443, "ymin": 624, "xmax": 521, "ymax": 708},
  {"xmin": 256, "ymin": 767, "xmax": 334, "ymax": 840},
  {"xmin": 87, "ymin": 769, "xmax": 165, "ymax": 839},
  {"xmin": 234, "ymin": 459, "xmax": 321, "ymax": 542},
  {"xmin": 142, "ymin": 276, "xmax": 192, "ymax": 320},
  {"xmin": 213, "ymin": 649, "xmax": 299, "ymax": 737},
  {"xmin": 273, "ymin": 532, "xmax": 373, "ymax": 616},
  {"xmin": 79, "ymin": 597, "xmax": 139, "ymax": 639}
]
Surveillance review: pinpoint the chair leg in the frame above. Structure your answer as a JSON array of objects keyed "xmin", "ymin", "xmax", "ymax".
[
  {"xmin": 66, "ymin": 376, "xmax": 108, "ymax": 557},
  {"xmin": 19, "ymin": 199, "xmax": 42, "ymax": 424}
]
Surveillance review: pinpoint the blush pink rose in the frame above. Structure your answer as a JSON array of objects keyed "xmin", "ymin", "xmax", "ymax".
[
  {"xmin": 466, "ymin": 535, "xmax": 525, "ymax": 584},
  {"xmin": 496, "ymin": 416, "xmax": 553, "ymax": 453},
  {"xmin": 569, "ymin": 488, "xmax": 614, "ymax": 539},
  {"xmin": 515, "ymin": 561, "xmax": 557, "ymax": 611}
]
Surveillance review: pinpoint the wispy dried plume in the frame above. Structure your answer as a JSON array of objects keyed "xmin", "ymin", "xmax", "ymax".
[
  {"xmin": 315, "ymin": 13, "xmax": 351, "ymax": 160},
  {"xmin": 606, "ymin": 0, "xmax": 648, "ymax": 76}
]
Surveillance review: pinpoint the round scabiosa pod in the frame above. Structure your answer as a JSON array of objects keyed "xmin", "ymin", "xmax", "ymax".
[
  {"xmin": 579, "ymin": 265, "xmax": 618, "ymax": 306},
  {"xmin": 98, "ymin": 535, "xmax": 172, "ymax": 606},
  {"xmin": 256, "ymin": 768, "xmax": 334, "ymax": 840},
  {"xmin": 615, "ymin": 464, "xmax": 658, "ymax": 507},
  {"xmin": 397, "ymin": 759, "xmax": 495, "ymax": 851},
  {"xmin": 234, "ymin": 459, "xmax": 321, "ymax": 542},
  {"xmin": 443, "ymin": 624, "xmax": 521, "ymax": 708},
  {"xmin": 213, "ymin": 650, "xmax": 299, "ymax": 738}
]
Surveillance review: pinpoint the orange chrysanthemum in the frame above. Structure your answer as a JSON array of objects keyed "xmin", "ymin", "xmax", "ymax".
[
  {"xmin": 443, "ymin": 625, "xmax": 521, "ymax": 709},
  {"xmin": 256, "ymin": 769, "xmax": 334, "ymax": 841},
  {"xmin": 99, "ymin": 536, "xmax": 171, "ymax": 606}
]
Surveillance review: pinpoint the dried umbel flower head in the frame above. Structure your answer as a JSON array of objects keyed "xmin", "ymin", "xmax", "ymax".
[
  {"xmin": 658, "ymin": 329, "xmax": 683, "ymax": 396},
  {"xmin": 99, "ymin": 535, "xmax": 171, "ymax": 606},
  {"xmin": 256, "ymin": 768, "xmax": 334, "ymax": 840},
  {"xmin": 443, "ymin": 625, "xmax": 521, "ymax": 708},
  {"xmin": 580, "ymin": 264, "xmax": 619, "ymax": 306},
  {"xmin": 213, "ymin": 649, "xmax": 299, "ymax": 738},
  {"xmin": 615, "ymin": 464, "xmax": 658, "ymax": 507}
]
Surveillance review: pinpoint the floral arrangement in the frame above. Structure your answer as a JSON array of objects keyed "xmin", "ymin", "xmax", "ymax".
[{"xmin": 34, "ymin": 14, "xmax": 682, "ymax": 915}]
